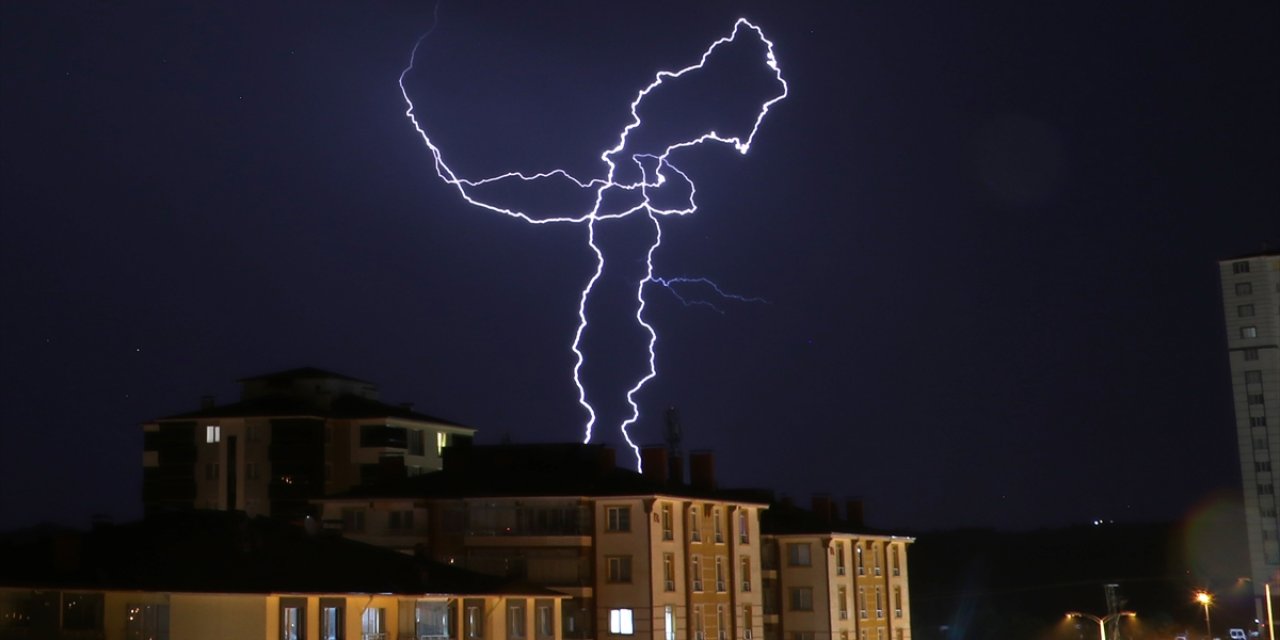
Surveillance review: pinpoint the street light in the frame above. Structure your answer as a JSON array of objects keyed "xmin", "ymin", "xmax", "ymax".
[
  {"xmin": 1194, "ymin": 591, "xmax": 1212, "ymax": 640},
  {"xmin": 1065, "ymin": 611, "xmax": 1136, "ymax": 640}
]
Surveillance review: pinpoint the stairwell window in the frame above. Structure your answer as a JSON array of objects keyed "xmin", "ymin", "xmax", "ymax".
[{"xmin": 786, "ymin": 543, "xmax": 811, "ymax": 567}]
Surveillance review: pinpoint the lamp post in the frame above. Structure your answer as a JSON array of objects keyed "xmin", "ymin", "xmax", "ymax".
[
  {"xmin": 1195, "ymin": 591, "xmax": 1212, "ymax": 640},
  {"xmin": 1065, "ymin": 611, "xmax": 1136, "ymax": 640}
]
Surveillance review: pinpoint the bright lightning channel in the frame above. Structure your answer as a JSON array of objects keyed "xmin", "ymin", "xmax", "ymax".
[{"xmin": 399, "ymin": 16, "xmax": 788, "ymax": 470}]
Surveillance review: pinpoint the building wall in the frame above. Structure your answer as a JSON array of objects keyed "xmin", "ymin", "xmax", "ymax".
[{"xmin": 1219, "ymin": 253, "xmax": 1280, "ymax": 616}]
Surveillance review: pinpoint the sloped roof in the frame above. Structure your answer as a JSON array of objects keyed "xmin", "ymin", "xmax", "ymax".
[
  {"xmin": 0, "ymin": 511, "xmax": 556, "ymax": 596},
  {"xmin": 238, "ymin": 367, "xmax": 373, "ymax": 384},
  {"xmin": 156, "ymin": 392, "xmax": 468, "ymax": 428}
]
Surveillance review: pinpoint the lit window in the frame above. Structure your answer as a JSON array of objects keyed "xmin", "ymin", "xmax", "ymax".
[
  {"xmin": 508, "ymin": 600, "xmax": 527, "ymax": 639},
  {"xmin": 206, "ymin": 425, "xmax": 221, "ymax": 443},
  {"xmin": 665, "ymin": 606, "xmax": 676, "ymax": 640},
  {"xmin": 609, "ymin": 609, "xmax": 634, "ymax": 635},
  {"xmin": 606, "ymin": 506, "xmax": 631, "ymax": 532},
  {"xmin": 437, "ymin": 432, "xmax": 448, "ymax": 455},
  {"xmin": 1242, "ymin": 326, "xmax": 1258, "ymax": 339},
  {"xmin": 321, "ymin": 605, "xmax": 344, "ymax": 640}
]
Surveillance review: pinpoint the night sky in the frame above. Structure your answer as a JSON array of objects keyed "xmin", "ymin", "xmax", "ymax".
[{"xmin": 1, "ymin": 2, "xmax": 1276, "ymax": 533}]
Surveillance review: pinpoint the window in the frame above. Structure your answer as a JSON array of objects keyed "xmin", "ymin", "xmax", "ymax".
[
  {"xmin": 342, "ymin": 508, "xmax": 366, "ymax": 533},
  {"xmin": 1245, "ymin": 348, "xmax": 1260, "ymax": 361},
  {"xmin": 875, "ymin": 587, "xmax": 884, "ymax": 618},
  {"xmin": 465, "ymin": 600, "xmax": 484, "ymax": 639},
  {"xmin": 873, "ymin": 544, "xmax": 882, "ymax": 576},
  {"xmin": 856, "ymin": 544, "xmax": 865, "ymax": 575},
  {"xmin": 665, "ymin": 606, "xmax": 676, "ymax": 640},
  {"xmin": 417, "ymin": 601, "xmax": 451, "ymax": 640},
  {"xmin": 694, "ymin": 605, "xmax": 705, "ymax": 640},
  {"xmin": 609, "ymin": 609, "xmax": 634, "ymax": 635},
  {"xmin": 536, "ymin": 600, "xmax": 554, "ymax": 640},
  {"xmin": 408, "ymin": 429, "xmax": 426, "ymax": 456},
  {"xmin": 858, "ymin": 588, "xmax": 867, "ymax": 619},
  {"xmin": 1253, "ymin": 417, "xmax": 1269, "ymax": 427},
  {"xmin": 742, "ymin": 606, "xmax": 753, "ymax": 640},
  {"xmin": 281, "ymin": 600, "xmax": 306, "ymax": 640},
  {"xmin": 690, "ymin": 507, "xmax": 702, "ymax": 541},
  {"xmin": 206, "ymin": 425, "xmax": 220, "ymax": 443},
  {"xmin": 1242, "ymin": 326, "xmax": 1259, "ymax": 339},
  {"xmin": 717, "ymin": 605, "xmax": 728, "ymax": 640},
  {"xmin": 740, "ymin": 556, "xmax": 752, "ymax": 591},
  {"xmin": 362, "ymin": 607, "xmax": 386, "ymax": 640},
  {"xmin": 1247, "ymin": 371, "xmax": 1264, "ymax": 384},
  {"xmin": 126, "ymin": 603, "xmax": 170, "ymax": 640},
  {"xmin": 1233, "ymin": 261, "xmax": 1251, "ymax": 274},
  {"xmin": 786, "ymin": 543, "xmax": 811, "ymax": 566},
  {"xmin": 607, "ymin": 556, "xmax": 633, "ymax": 583},
  {"xmin": 437, "ymin": 432, "xmax": 448, "ymax": 455},
  {"xmin": 247, "ymin": 424, "xmax": 262, "ymax": 442},
  {"xmin": 738, "ymin": 511, "xmax": 750, "ymax": 543},
  {"xmin": 895, "ymin": 587, "xmax": 903, "ymax": 618},
  {"xmin": 1260, "ymin": 485, "xmax": 1275, "ymax": 496},
  {"xmin": 716, "ymin": 557, "xmax": 727, "ymax": 592},
  {"xmin": 892, "ymin": 546, "xmax": 901, "ymax": 576},
  {"xmin": 692, "ymin": 555, "xmax": 704, "ymax": 592},
  {"xmin": 1240, "ymin": 304, "xmax": 1257, "ymax": 317},
  {"xmin": 789, "ymin": 587, "xmax": 813, "ymax": 611},
  {"xmin": 1258, "ymin": 438, "xmax": 1270, "ymax": 450},
  {"xmin": 662, "ymin": 504, "xmax": 674, "ymax": 540},
  {"xmin": 663, "ymin": 553, "xmax": 676, "ymax": 591},
  {"xmin": 714, "ymin": 508, "xmax": 724, "ymax": 543},
  {"xmin": 509, "ymin": 600, "xmax": 527, "ymax": 639},
  {"xmin": 321, "ymin": 603, "xmax": 344, "ymax": 640},
  {"xmin": 838, "ymin": 586, "xmax": 849, "ymax": 619},
  {"xmin": 389, "ymin": 510, "xmax": 415, "ymax": 531},
  {"xmin": 1249, "ymin": 394, "xmax": 1266, "ymax": 405},
  {"xmin": 606, "ymin": 506, "xmax": 631, "ymax": 532},
  {"xmin": 836, "ymin": 541, "xmax": 846, "ymax": 575},
  {"xmin": 1237, "ymin": 282, "xmax": 1254, "ymax": 295}
]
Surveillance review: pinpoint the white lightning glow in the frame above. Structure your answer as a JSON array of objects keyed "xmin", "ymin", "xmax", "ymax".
[{"xmin": 399, "ymin": 16, "xmax": 788, "ymax": 469}]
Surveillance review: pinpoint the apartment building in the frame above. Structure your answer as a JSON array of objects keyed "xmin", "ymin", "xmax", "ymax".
[
  {"xmin": 0, "ymin": 510, "xmax": 565, "ymax": 640},
  {"xmin": 313, "ymin": 444, "xmax": 768, "ymax": 640},
  {"xmin": 142, "ymin": 367, "xmax": 475, "ymax": 519},
  {"xmin": 1218, "ymin": 251, "xmax": 1280, "ymax": 619},
  {"xmin": 760, "ymin": 499, "xmax": 913, "ymax": 640}
]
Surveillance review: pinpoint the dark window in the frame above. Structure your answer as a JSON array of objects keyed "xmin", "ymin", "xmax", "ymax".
[
  {"xmin": 320, "ymin": 600, "xmax": 345, "ymax": 640},
  {"xmin": 361, "ymin": 425, "xmax": 408, "ymax": 448},
  {"xmin": 1234, "ymin": 261, "xmax": 1251, "ymax": 274},
  {"xmin": 1237, "ymin": 282, "xmax": 1254, "ymax": 295},
  {"xmin": 62, "ymin": 593, "xmax": 104, "ymax": 631},
  {"xmin": 606, "ymin": 506, "xmax": 631, "ymax": 532},
  {"xmin": 1247, "ymin": 371, "xmax": 1264, "ymax": 384},
  {"xmin": 1249, "ymin": 394, "xmax": 1266, "ymax": 405},
  {"xmin": 789, "ymin": 587, "xmax": 813, "ymax": 611},
  {"xmin": 408, "ymin": 429, "xmax": 426, "ymax": 456}
]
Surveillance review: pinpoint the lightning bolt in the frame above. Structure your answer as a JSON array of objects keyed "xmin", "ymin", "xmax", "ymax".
[{"xmin": 399, "ymin": 14, "xmax": 788, "ymax": 470}]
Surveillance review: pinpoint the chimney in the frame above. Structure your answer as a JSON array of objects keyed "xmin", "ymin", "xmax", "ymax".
[
  {"xmin": 201, "ymin": 395, "xmax": 215, "ymax": 410},
  {"xmin": 689, "ymin": 450, "xmax": 716, "ymax": 490},
  {"xmin": 845, "ymin": 498, "xmax": 865, "ymax": 529},
  {"xmin": 670, "ymin": 454, "xmax": 684, "ymax": 485},
  {"xmin": 812, "ymin": 494, "xmax": 834, "ymax": 522},
  {"xmin": 641, "ymin": 446, "xmax": 670, "ymax": 484}
]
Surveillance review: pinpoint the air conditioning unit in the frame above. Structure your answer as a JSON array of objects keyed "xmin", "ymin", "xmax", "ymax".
[{"xmin": 876, "ymin": 610, "xmax": 883, "ymax": 619}]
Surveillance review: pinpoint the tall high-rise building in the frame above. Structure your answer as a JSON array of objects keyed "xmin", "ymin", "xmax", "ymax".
[{"xmin": 1218, "ymin": 251, "xmax": 1280, "ymax": 616}]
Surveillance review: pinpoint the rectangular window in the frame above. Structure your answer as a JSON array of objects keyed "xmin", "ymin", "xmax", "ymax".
[
  {"xmin": 536, "ymin": 600, "xmax": 554, "ymax": 640},
  {"xmin": 125, "ymin": 603, "xmax": 168, "ymax": 639},
  {"xmin": 362, "ymin": 607, "xmax": 385, "ymax": 640},
  {"xmin": 690, "ymin": 508, "xmax": 702, "ymax": 541},
  {"xmin": 321, "ymin": 604, "xmax": 344, "ymax": 640},
  {"xmin": 838, "ymin": 586, "xmax": 849, "ymax": 619},
  {"xmin": 1247, "ymin": 371, "xmax": 1264, "ymax": 384},
  {"xmin": 892, "ymin": 546, "xmax": 901, "ymax": 576},
  {"xmin": 1261, "ymin": 485, "xmax": 1275, "ymax": 495},
  {"xmin": 714, "ymin": 508, "xmax": 724, "ymax": 543},
  {"xmin": 342, "ymin": 508, "xmax": 366, "ymax": 533},
  {"xmin": 281, "ymin": 599, "xmax": 306, "ymax": 640},
  {"xmin": 875, "ymin": 587, "xmax": 884, "ymax": 618},
  {"xmin": 465, "ymin": 599, "xmax": 485, "ymax": 639},
  {"xmin": 360, "ymin": 424, "xmax": 408, "ymax": 448},
  {"xmin": 206, "ymin": 425, "xmax": 221, "ymax": 443},
  {"xmin": 606, "ymin": 506, "xmax": 631, "ymax": 532},
  {"xmin": 836, "ymin": 541, "xmax": 846, "ymax": 575},
  {"xmin": 694, "ymin": 605, "xmax": 705, "ymax": 640},
  {"xmin": 437, "ymin": 432, "xmax": 448, "ymax": 455},
  {"xmin": 738, "ymin": 511, "xmax": 750, "ymax": 544},
  {"xmin": 858, "ymin": 588, "xmax": 867, "ymax": 619},
  {"xmin": 1245, "ymin": 348, "xmax": 1260, "ymax": 361},
  {"xmin": 1242, "ymin": 326, "xmax": 1259, "ymax": 339},
  {"xmin": 662, "ymin": 504, "xmax": 674, "ymax": 540},
  {"xmin": 1253, "ymin": 417, "xmax": 1269, "ymax": 427},
  {"xmin": 508, "ymin": 599, "xmax": 527, "ymax": 639},
  {"xmin": 786, "ymin": 543, "xmax": 811, "ymax": 566},
  {"xmin": 416, "ymin": 601, "xmax": 451, "ymax": 640},
  {"xmin": 743, "ymin": 606, "xmax": 753, "ymax": 640},
  {"xmin": 246, "ymin": 462, "xmax": 259, "ymax": 481},
  {"xmin": 1234, "ymin": 261, "xmax": 1251, "ymax": 274},
  {"xmin": 1237, "ymin": 282, "xmax": 1254, "ymax": 295},
  {"xmin": 607, "ymin": 556, "xmax": 633, "ymax": 583},
  {"xmin": 895, "ymin": 586, "xmax": 903, "ymax": 618},
  {"xmin": 665, "ymin": 606, "xmax": 676, "ymax": 640},
  {"xmin": 609, "ymin": 609, "xmax": 634, "ymax": 635},
  {"xmin": 247, "ymin": 424, "xmax": 262, "ymax": 442},
  {"xmin": 663, "ymin": 553, "xmax": 676, "ymax": 592},
  {"xmin": 715, "ymin": 557, "xmax": 727, "ymax": 592},
  {"xmin": 408, "ymin": 429, "xmax": 426, "ymax": 456},
  {"xmin": 1249, "ymin": 394, "xmax": 1266, "ymax": 405},
  {"xmin": 789, "ymin": 587, "xmax": 813, "ymax": 611},
  {"xmin": 717, "ymin": 605, "xmax": 727, "ymax": 640},
  {"xmin": 740, "ymin": 556, "xmax": 752, "ymax": 591},
  {"xmin": 1240, "ymin": 304, "xmax": 1257, "ymax": 317},
  {"xmin": 692, "ymin": 555, "xmax": 704, "ymax": 592},
  {"xmin": 873, "ymin": 544, "xmax": 881, "ymax": 576},
  {"xmin": 389, "ymin": 510, "xmax": 415, "ymax": 531}
]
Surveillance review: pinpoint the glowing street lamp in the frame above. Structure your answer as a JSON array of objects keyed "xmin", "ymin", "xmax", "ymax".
[
  {"xmin": 1065, "ymin": 611, "xmax": 1136, "ymax": 640},
  {"xmin": 1194, "ymin": 591, "xmax": 1213, "ymax": 640}
]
